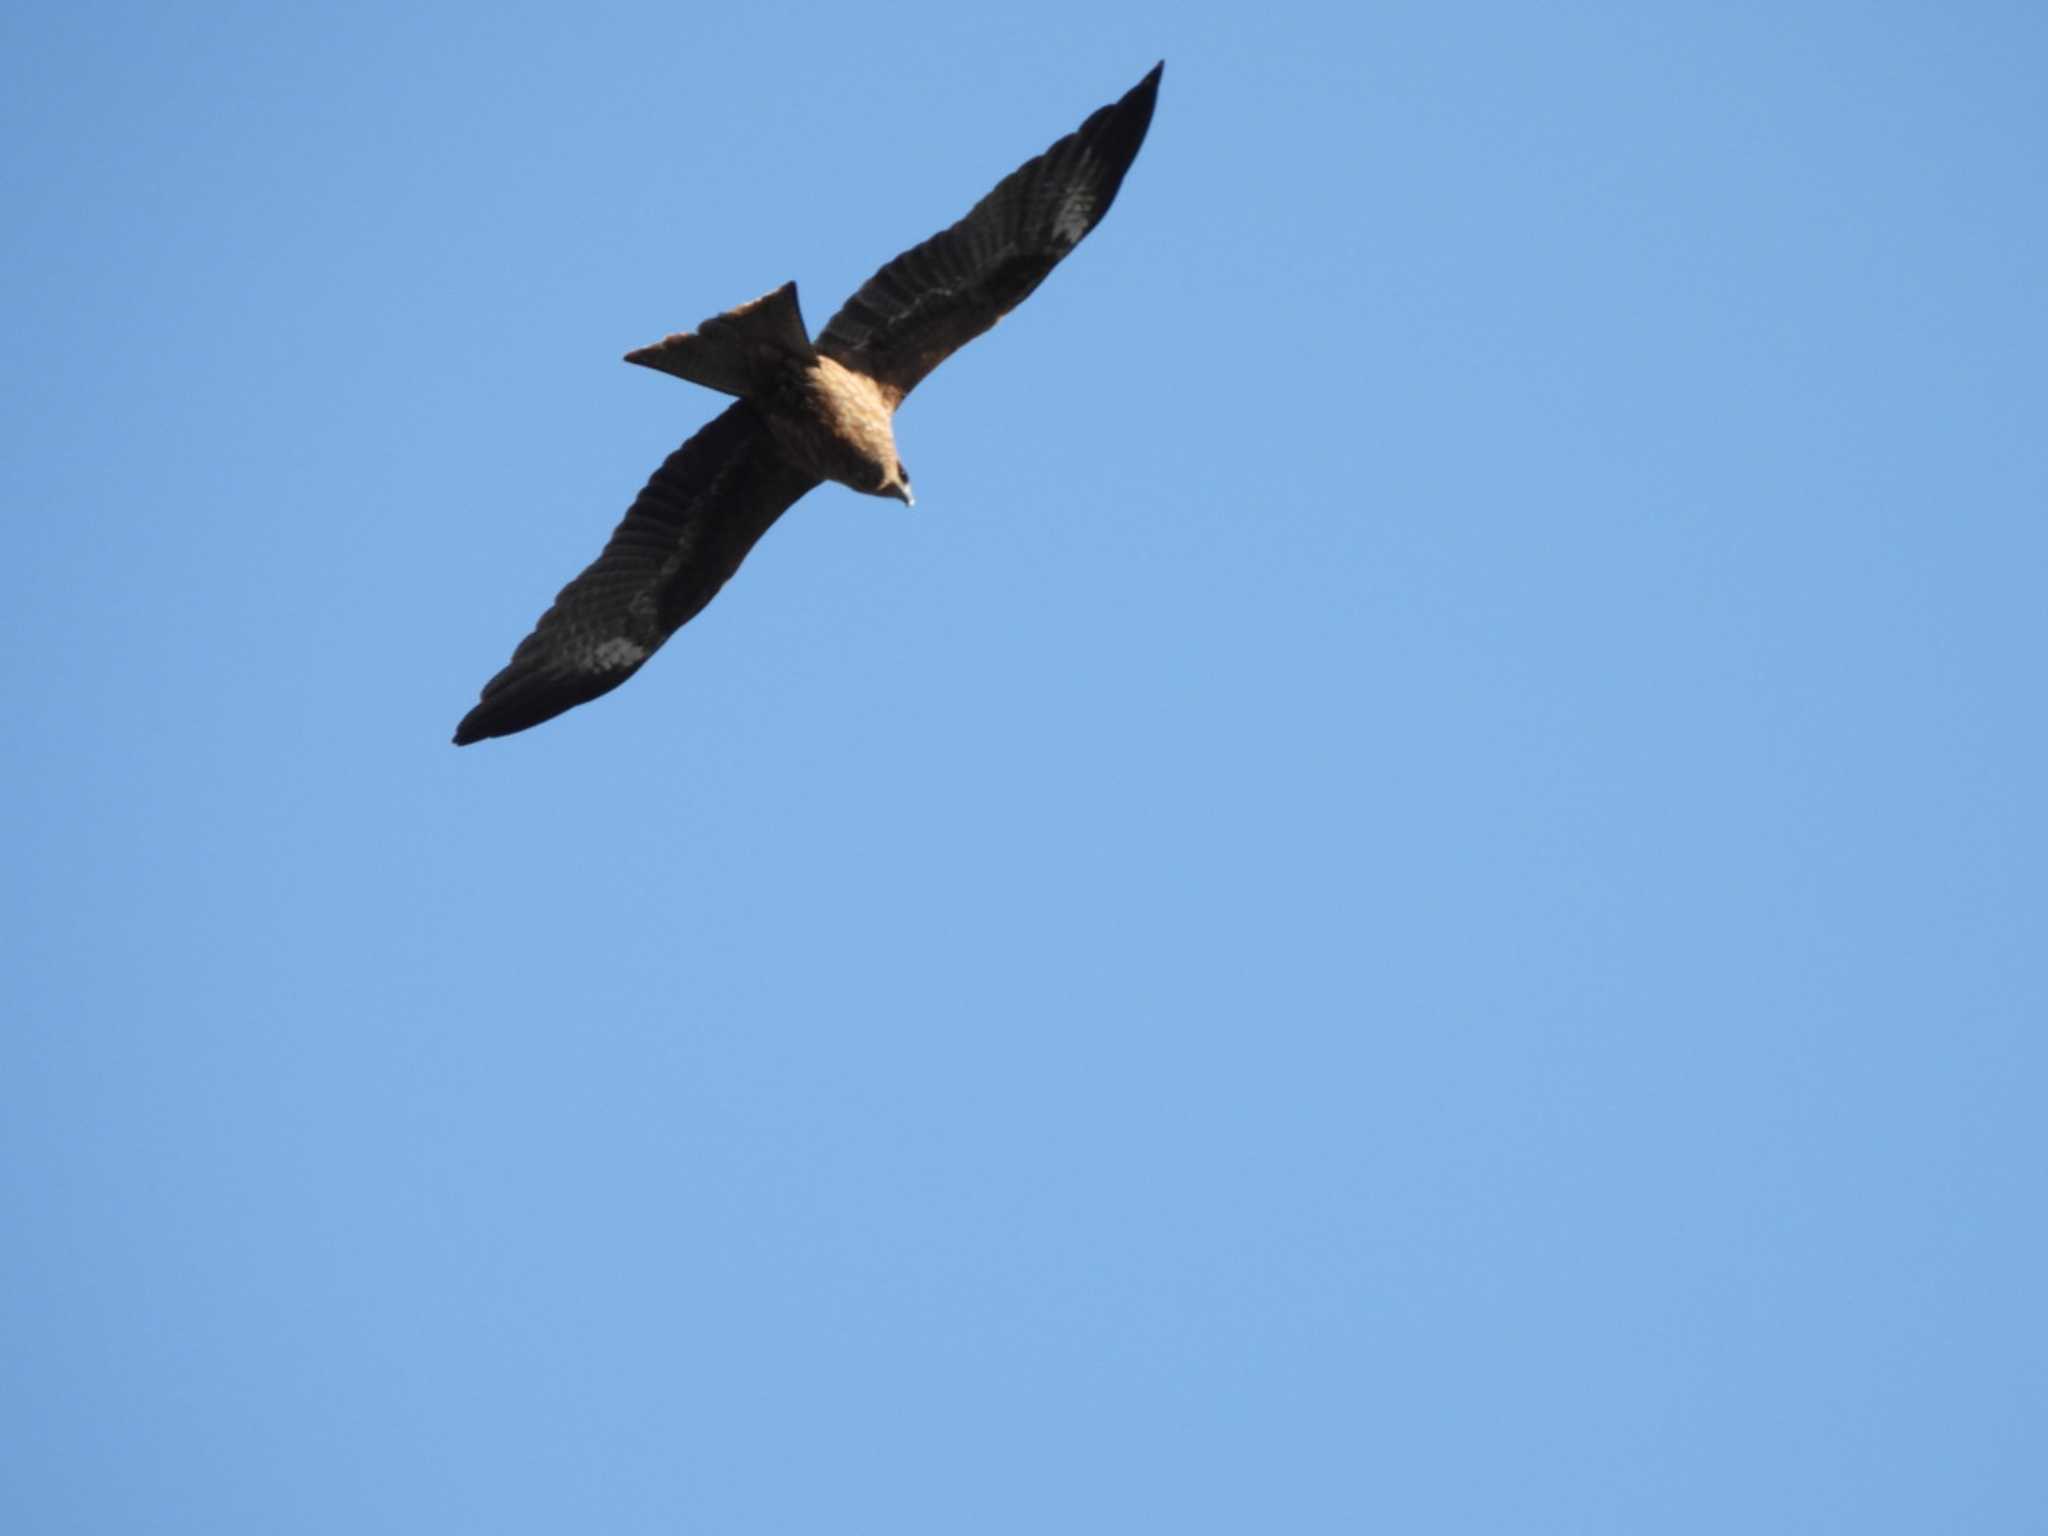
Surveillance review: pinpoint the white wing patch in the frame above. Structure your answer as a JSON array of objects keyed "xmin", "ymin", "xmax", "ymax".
[{"xmin": 590, "ymin": 637, "xmax": 649, "ymax": 671}]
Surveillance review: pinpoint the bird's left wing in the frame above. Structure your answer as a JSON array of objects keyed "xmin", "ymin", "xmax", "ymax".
[
  {"xmin": 453, "ymin": 402, "xmax": 819, "ymax": 744},
  {"xmin": 814, "ymin": 62, "xmax": 1161, "ymax": 405}
]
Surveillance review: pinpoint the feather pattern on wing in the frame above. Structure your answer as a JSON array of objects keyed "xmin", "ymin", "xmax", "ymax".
[
  {"xmin": 815, "ymin": 62, "xmax": 1161, "ymax": 403},
  {"xmin": 452, "ymin": 402, "xmax": 819, "ymax": 744}
]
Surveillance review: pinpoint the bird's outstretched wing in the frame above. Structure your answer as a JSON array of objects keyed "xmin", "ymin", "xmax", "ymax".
[
  {"xmin": 815, "ymin": 62, "xmax": 1161, "ymax": 405},
  {"xmin": 453, "ymin": 403, "xmax": 819, "ymax": 744}
]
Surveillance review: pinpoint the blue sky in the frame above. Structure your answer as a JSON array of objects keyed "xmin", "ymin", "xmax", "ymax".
[{"xmin": 5, "ymin": 2, "xmax": 2045, "ymax": 1531}]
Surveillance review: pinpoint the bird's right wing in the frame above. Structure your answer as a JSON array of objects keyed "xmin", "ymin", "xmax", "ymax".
[
  {"xmin": 453, "ymin": 402, "xmax": 819, "ymax": 744},
  {"xmin": 814, "ymin": 62, "xmax": 1161, "ymax": 405}
]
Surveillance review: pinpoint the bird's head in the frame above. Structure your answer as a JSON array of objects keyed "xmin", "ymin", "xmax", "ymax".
[{"xmin": 874, "ymin": 458, "xmax": 914, "ymax": 506}]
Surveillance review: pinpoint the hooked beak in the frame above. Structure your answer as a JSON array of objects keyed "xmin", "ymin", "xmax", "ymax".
[{"xmin": 887, "ymin": 483, "xmax": 915, "ymax": 507}]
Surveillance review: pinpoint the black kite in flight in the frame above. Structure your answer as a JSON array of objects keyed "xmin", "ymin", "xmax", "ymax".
[{"xmin": 453, "ymin": 62, "xmax": 1163, "ymax": 745}]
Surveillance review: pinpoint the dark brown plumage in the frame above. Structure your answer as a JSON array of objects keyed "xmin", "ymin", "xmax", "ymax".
[{"xmin": 454, "ymin": 62, "xmax": 1162, "ymax": 745}]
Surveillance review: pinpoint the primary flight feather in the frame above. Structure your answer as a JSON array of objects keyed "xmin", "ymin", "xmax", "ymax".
[{"xmin": 453, "ymin": 62, "xmax": 1163, "ymax": 745}]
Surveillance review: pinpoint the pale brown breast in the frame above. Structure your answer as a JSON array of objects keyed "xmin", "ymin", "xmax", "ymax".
[{"xmin": 761, "ymin": 355, "xmax": 901, "ymax": 493}]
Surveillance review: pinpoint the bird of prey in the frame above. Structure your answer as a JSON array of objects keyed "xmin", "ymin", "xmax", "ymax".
[{"xmin": 452, "ymin": 62, "xmax": 1164, "ymax": 745}]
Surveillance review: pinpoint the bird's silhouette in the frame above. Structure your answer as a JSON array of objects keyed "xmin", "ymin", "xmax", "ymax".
[{"xmin": 454, "ymin": 62, "xmax": 1163, "ymax": 744}]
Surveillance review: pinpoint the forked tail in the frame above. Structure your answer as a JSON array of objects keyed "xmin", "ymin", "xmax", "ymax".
[{"xmin": 623, "ymin": 281, "xmax": 815, "ymax": 397}]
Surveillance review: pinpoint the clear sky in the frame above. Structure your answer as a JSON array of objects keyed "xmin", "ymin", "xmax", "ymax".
[{"xmin": 6, "ymin": 2, "xmax": 2045, "ymax": 1531}]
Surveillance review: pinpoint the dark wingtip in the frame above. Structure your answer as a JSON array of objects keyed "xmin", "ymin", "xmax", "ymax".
[
  {"xmin": 451, "ymin": 685, "xmax": 527, "ymax": 746},
  {"xmin": 451, "ymin": 690, "xmax": 538, "ymax": 746},
  {"xmin": 1068, "ymin": 62, "xmax": 1162, "ymax": 225},
  {"xmin": 1124, "ymin": 62, "xmax": 1163, "ymax": 115},
  {"xmin": 1107, "ymin": 60, "xmax": 1162, "ymax": 143},
  {"xmin": 453, "ymin": 664, "xmax": 626, "ymax": 746}
]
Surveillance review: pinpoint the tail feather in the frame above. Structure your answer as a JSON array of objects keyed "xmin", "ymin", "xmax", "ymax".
[{"xmin": 624, "ymin": 281, "xmax": 815, "ymax": 397}]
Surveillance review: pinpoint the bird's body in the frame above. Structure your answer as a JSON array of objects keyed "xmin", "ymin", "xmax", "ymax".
[
  {"xmin": 761, "ymin": 352, "xmax": 910, "ymax": 502},
  {"xmin": 454, "ymin": 63, "xmax": 1162, "ymax": 744}
]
